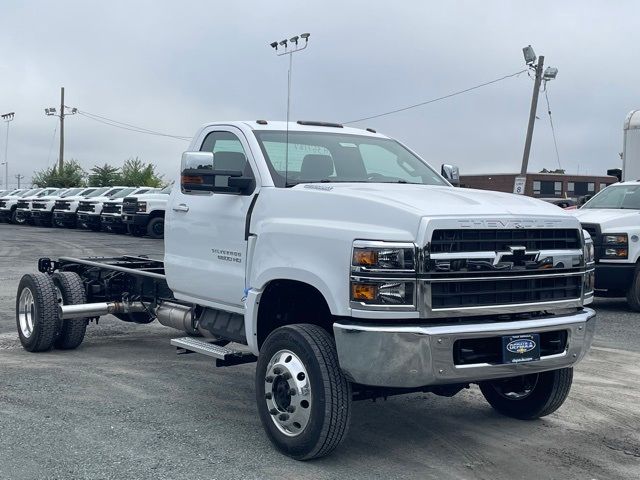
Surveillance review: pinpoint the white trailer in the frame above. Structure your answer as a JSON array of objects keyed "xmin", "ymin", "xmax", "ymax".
[{"xmin": 623, "ymin": 110, "xmax": 640, "ymax": 181}]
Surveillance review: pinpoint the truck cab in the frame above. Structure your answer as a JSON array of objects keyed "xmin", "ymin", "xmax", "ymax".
[
  {"xmin": 572, "ymin": 181, "xmax": 640, "ymax": 309},
  {"xmin": 31, "ymin": 188, "xmax": 85, "ymax": 227},
  {"xmin": 0, "ymin": 188, "xmax": 31, "ymax": 223},
  {"xmin": 76, "ymin": 186, "xmax": 130, "ymax": 231},
  {"xmin": 101, "ymin": 187, "xmax": 157, "ymax": 233},
  {"xmin": 122, "ymin": 183, "xmax": 172, "ymax": 238},
  {"xmin": 17, "ymin": 120, "xmax": 596, "ymax": 460}
]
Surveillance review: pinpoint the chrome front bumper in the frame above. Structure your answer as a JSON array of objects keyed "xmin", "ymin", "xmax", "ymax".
[{"xmin": 333, "ymin": 308, "xmax": 596, "ymax": 388}]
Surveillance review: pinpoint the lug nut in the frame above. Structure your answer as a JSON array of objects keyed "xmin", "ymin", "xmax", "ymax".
[
  {"xmin": 278, "ymin": 413, "xmax": 289, "ymax": 421},
  {"xmin": 265, "ymin": 376, "xmax": 274, "ymax": 383},
  {"xmin": 282, "ymin": 372, "xmax": 291, "ymax": 380},
  {"xmin": 289, "ymin": 388, "xmax": 297, "ymax": 396},
  {"xmin": 269, "ymin": 409, "xmax": 278, "ymax": 415},
  {"xmin": 273, "ymin": 367, "xmax": 282, "ymax": 375},
  {"xmin": 287, "ymin": 406, "xmax": 296, "ymax": 413}
]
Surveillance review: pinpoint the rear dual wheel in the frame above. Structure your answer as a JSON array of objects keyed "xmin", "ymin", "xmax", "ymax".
[
  {"xmin": 256, "ymin": 324, "xmax": 352, "ymax": 460},
  {"xmin": 16, "ymin": 272, "xmax": 87, "ymax": 352}
]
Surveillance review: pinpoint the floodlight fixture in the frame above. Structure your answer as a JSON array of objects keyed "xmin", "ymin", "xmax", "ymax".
[
  {"xmin": 522, "ymin": 45, "xmax": 536, "ymax": 65},
  {"xmin": 45, "ymin": 107, "xmax": 57, "ymax": 115},
  {"xmin": 279, "ymin": 39, "xmax": 288, "ymax": 47},
  {"xmin": 543, "ymin": 66, "xmax": 558, "ymax": 80},
  {"xmin": 1, "ymin": 112, "xmax": 15, "ymax": 120},
  {"xmin": 289, "ymin": 35, "xmax": 299, "ymax": 44},
  {"xmin": 270, "ymin": 41, "xmax": 278, "ymax": 49},
  {"xmin": 300, "ymin": 33, "xmax": 310, "ymax": 40}
]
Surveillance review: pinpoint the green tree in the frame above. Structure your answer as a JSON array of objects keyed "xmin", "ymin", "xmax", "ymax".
[
  {"xmin": 32, "ymin": 160, "xmax": 86, "ymax": 187},
  {"xmin": 120, "ymin": 157, "xmax": 163, "ymax": 187},
  {"xmin": 89, "ymin": 164, "xmax": 122, "ymax": 186}
]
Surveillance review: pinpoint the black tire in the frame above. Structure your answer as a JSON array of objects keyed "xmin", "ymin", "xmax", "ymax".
[
  {"xmin": 16, "ymin": 273, "xmax": 60, "ymax": 352},
  {"xmin": 625, "ymin": 263, "xmax": 640, "ymax": 312},
  {"xmin": 13, "ymin": 210, "xmax": 26, "ymax": 225},
  {"xmin": 127, "ymin": 224, "xmax": 145, "ymax": 236},
  {"xmin": 147, "ymin": 217, "xmax": 165, "ymax": 239},
  {"xmin": 51, "ymin": 272, "xmax": 88, "ymax": 350},
  {"xmin": 256, "ymin": 324, "xmax": 351, "ymax": 460},
  {"xmin": 479, "ymin": 368, "xmax": 573, "ymax": 420}
]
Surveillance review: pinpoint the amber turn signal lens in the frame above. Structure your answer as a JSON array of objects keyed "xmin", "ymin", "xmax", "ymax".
[
  {"xmin": 351, "ymin": 283, "xmax": 378, "ymax": 301},
  {"xmin": 353, "ymin": 249, "xmax": 378, "ymax": 266},
  {"xmin": 182, "ymin": 175, "xmax": 203, "ymax": 184}
]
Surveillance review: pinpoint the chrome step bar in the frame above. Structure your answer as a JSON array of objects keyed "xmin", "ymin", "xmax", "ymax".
[{"xmin": 170, "ymin": 337, "xmax": 256, "ymax": 367}]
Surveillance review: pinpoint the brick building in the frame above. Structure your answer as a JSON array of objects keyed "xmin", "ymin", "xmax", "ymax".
[{"xmin": 459, "ymin": 172, "xmax": 618, "ymax": 199}]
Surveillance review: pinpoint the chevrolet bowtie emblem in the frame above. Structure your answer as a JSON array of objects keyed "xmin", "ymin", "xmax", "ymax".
[{"xmin": 493, "ymin": 246, "xmax": 540, "ymax": 267}]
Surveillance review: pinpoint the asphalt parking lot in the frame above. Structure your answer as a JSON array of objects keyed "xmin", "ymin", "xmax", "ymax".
[{"xmin": 1, "ymin": 224, "xmax": 639, "ymax": 480}]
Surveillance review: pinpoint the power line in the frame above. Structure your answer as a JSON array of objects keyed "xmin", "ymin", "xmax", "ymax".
[
  {"xmin": 76, "ymin": 110, "xmax": 192, "ymax": 141},
  {"xmin": 343, "ymin": 69, "xmax": 528, "ymax": 124},
  {"xmin": 543, "ymin": 86, "xmax": 562, "ymax": 171}
]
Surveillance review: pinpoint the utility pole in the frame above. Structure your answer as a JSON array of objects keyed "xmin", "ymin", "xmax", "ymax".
[
  {"xmin": 513, "ymin": 46, "xmax": 558, "ymax": 195},
  {"xmin": 14, "ymin": 174, "xmax": 24, "ymax": 188},
  {"xmin": 59, "ymin": 87, "xmax": 65, "ymax": 172},
  {"xmin": 520, "ymin": 55, "xmax": 544, "ymax": 175},
  {"xmin": 45, "ymin": 87, "xmax": 76, "ymax": 173},
  {"xmin": 1, "ymin": 112, "xmax": 15, "ymax": 191}
]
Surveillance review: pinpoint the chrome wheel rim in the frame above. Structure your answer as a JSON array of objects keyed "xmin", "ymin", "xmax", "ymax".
[
  {"xmin": 18, "ymin": 287, "xmax": 35, "ymax": 338},
  {"xmin": 264, "ymin": 349, "xmax": 312, "ymax": 437}
]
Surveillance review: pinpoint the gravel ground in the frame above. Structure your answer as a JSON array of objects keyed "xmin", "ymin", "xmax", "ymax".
[{"xmin": 0, "ymin": 224, "xmax": 639, "ymax": 480}]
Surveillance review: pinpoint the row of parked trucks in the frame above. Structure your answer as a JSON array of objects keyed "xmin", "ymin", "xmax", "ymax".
[{"xmin": 0, "ymin": 184, "xmax": 171, "ymax": 238}]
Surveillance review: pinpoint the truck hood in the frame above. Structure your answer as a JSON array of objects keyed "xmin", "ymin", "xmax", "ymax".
[
  {"xmin": 570, "ymin": 208, "xmax": 640, "ymax": 230},
  {"xmin": 296, "ymin": 183, "xmax": 568, "ymax": 217}
]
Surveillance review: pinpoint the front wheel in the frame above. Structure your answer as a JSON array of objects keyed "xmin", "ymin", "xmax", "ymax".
[
  {"xmin": 127, "ymin": 224, "xmax": 145, "ymax": 237},
  {"xmin": 479, "ymin": 368, "xmax": 573, "ymax": 420},
  {"xmin": 146, "ymin": 217, "xmax": 165, "ymax": 239},
  {"xmin": 625, "ymin": 264, "xmax": 640, "ymax": 312},
  {"xmin": 256, "ymin": 324, "xmax": 352, "ymax": 460}
]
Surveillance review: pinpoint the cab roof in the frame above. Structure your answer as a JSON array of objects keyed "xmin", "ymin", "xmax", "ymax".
[{"xmin": 200, "ymin": 120, "xmax": 389, "ymax": 139}]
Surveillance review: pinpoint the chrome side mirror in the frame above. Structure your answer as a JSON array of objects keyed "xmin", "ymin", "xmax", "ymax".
[{"xmin": 441, "ymin": 164, "xmax": 460, "ymax": 186}]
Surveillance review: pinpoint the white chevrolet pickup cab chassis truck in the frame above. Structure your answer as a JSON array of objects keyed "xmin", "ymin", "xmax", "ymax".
[{"xmin": 16, "ymin": 120, "xmax": 596, "ymax": 460}]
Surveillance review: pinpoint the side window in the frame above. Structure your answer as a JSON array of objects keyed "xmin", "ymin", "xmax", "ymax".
[{"xmin": 182, "ymin": 130, "xmax": 255, "ymax": 195}]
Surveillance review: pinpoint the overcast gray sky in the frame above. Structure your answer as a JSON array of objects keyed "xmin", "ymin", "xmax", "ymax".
[{"xmin": 0, "ymin": 0, "xmax": 637, "ymax": 188}]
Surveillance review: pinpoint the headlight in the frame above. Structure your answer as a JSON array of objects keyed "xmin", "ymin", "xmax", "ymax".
[
  {"xmin": 352, "ymin": 241, "xmax": 416, "ymax": 272},
  {"xmin": 137, "ymin": 202, "xmax": 147, "ymax": 213},
  {"xmin": 602, "ymin": 232, "xmax": 628, "ymax": 259},
  {"xmin": 582, "ymin": 230, "xmax": 594, "ymax": 264},
  {"xmin": 350, "ymin": 279, "xmax": 415, "ymax": 306}
]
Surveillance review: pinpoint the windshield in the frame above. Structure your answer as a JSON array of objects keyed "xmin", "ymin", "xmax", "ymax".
[
  {"xmin": 61, "ymin": 188, "xmax": 83, "ymax": 198},
  {"xmin": 86, "ymin": 187, "xmax": 109, "ymax": 198},
  {"xmin": 582, "ymin": 184, "xmax": 640, "ymax": 210},
  {"xmin": 253, "ymin": 131, "xmax": 448, "ymax": 188},
  {"xmin": 20, "ymin": 189, "xmax": 41, "ymax": 197},
  {"xmin": 110, "ymin": 187, "xmax": 137, "ymax": 199},
  {"xmin": 159, "ymin": 183, "xmax": 173, "ymax": 194}
]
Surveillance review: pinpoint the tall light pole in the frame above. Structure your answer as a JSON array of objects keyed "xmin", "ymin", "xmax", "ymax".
[
  {"xmin": 270, "ymin": 33, "xmax": 310, "ymax": 185},
  {"xmin": 1, "ymin": 112, "xmax": 15, "ymax": 190},
  {"xmin": 514, "ymin": 46, "xmax": 558, "ymax": 194},
  {"xmin": 45, "ymin": 87, "xmax": 77, "ymax": 173}
]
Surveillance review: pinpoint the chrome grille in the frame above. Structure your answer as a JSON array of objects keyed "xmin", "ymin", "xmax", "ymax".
[
  {"xmin": 430, "ymin": 229, "xmax": 581, "ymax": 253},
  {"xmin": 0, "ymin": 200, "xmax": 6, "ymax": 208},
  {"xmin": 431, "ymin": 275, "xmax": 582, "ymax": 309},
  {"xmin": 54, "ymin": 200, "xmax": 71, "ymax": 210},
  {"xmin": 77, "ymin": 201, "xmax": 95, "ymax": 212},
  {"xmin": 102, "ymin": 203, "xmax": 121, "ymax": 214},
  {"xmin": 122, "ymin": 197, "xmax": 137, "ymax": 214},
  {"xmin": 423, "ymin": 226, "xmax": 586, "ymax": 317},
  {"xmin": 32, "ymin": 202, "xmax": 47, "ymax": 210},
  {"xmin": 16, "ymin": 200, "xmax": 30, "ymax": 209}
]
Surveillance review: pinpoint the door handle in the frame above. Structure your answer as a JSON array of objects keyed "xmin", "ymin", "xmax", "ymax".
[{"xmin": 172, "ymin": 204, "xmax": 189, "ymax": 212}]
